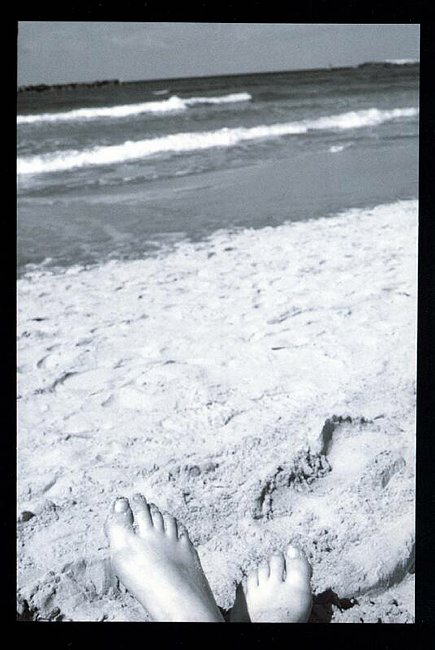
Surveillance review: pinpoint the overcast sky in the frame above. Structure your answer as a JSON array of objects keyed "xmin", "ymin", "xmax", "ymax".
[{"xmin": 17, "ymin": 22, "xmax": 420, "ymax": 86}]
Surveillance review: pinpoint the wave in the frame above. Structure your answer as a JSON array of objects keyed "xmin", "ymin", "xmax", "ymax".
[
  {"xmin": 17, "ymin": 92, "xmax": 252, "ymax": 125},
  {"xmin": 384, "ymin": 58, "xmax": 419, "ymax": 65},
  {"xmin": 328, "ymin": 143, "xmax": 353, "ymax": 154},
  {"xmin": 17, "ymin": 107, "xmax": 418, "ymax": 176}
]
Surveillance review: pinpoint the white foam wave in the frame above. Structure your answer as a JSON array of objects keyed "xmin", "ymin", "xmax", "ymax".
[
  {"xmin": 329, "ymin": 144, "xmax": 346, "ymax": 153},
  {"xmin": 185, "ymin": 93, "xmax": 252, "ymax": 106},
  {"xmin": 17, "ymin": 92, "xmax": 252, "ymax": 125},
  {"xmin": 385, "ymin": 58, "xmax": 419, "ymax": 65},
  {"xmin": 17, "ymin": 107, "xmax": 418, "ymax": 176},
  {"xmin": 329, "ymin": 142, "xmax": 355, "ymax": 154}
]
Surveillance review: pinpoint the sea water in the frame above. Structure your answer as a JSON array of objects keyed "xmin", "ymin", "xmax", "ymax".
[{"xmin": 17, "ymin": 62, "xmax": 419, "ymax": 275}]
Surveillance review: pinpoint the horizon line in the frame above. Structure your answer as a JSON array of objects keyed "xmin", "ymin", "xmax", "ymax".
[{"xmin": 17, "ymin": 59, "xmax": 420, "ymax": 91}]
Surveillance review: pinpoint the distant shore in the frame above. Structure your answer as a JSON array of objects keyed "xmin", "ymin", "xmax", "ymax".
[
  {"xmin": 17, "ymin": 60, "xmax": 419, "ymax": 94},
  {"xmin": 17, "ymin": 79, "xmax": 122, "ymax": 94}
]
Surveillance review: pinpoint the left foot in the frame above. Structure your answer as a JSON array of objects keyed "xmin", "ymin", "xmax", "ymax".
[
  {"xmin": 104, "ymin": 494, "xmax": 224, "ymax": 622},
  {"xmin": 231, "ymin": 545, "xmax": 313, "ymax": 622}
]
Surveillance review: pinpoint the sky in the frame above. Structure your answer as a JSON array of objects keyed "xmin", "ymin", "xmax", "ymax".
[{"xmin": 17, "ymin": 22, "xmax": 420, "ymax": 86}]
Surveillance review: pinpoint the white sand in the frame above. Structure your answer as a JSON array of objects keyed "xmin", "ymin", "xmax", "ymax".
[{"xmin": 17, "ymin": 200, "xmax": 417, "ymax": 622}]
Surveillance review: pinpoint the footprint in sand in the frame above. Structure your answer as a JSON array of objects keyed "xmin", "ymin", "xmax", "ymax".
[
  {"xmin": 252, "ymin": 451, "xmax": 331, "ymax": 520},
  {"xmin": 319, "ymin": 415, "xmax": 406, "ymax": 488}
]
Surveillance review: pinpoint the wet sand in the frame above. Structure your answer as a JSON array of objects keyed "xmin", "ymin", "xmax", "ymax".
[{"xmin": 18, "ymin": 137, "xmax": 418, "ymax": 273}]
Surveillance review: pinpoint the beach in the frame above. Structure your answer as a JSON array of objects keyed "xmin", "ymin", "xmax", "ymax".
[
  {"xmin": 17, "ymin": 198, "xmax": 417, "ymax": 622},
  {"xmin": 17, "ymin": 62, "xmax": 418, "ymax": 622}
]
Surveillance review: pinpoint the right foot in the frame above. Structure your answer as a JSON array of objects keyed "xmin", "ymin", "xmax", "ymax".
[
  {"xmin": 104, "ymin": 494, "xmax": 224, "ymax": 622},
  {"xmin": 231, "ymin": 545, "xmax": 313, "ymax": 622}
]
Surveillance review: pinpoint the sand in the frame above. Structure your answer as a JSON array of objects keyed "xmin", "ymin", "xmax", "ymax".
[{"xmin": 17, "ymin": 199, "xmax": 417, "ymax": 623}]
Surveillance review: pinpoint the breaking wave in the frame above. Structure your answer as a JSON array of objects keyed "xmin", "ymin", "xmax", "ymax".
[
  {"xmin": 17, "ymin": 106, "xmax": 418, "ymax": 176},
  {"xmin": 17, "ymin": 92, "xmax": 253, "ymax": 125}
]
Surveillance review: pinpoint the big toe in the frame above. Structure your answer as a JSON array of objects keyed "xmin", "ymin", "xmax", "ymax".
[
  {"xmin": 285, "ymin": 545, "xmax": 312, "ymax": 589},
  {"xmin": 104, "ymin": 497, "xmax": 135, "ymax": 548}
]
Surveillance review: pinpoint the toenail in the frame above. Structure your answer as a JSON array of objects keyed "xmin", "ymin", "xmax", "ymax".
[
  {"xmin": 132, "ymin": 493, "xmax": 144, "ymax": 501},
  {"xmin": 287, "ymin": 546, "xmax": 300, "ymax": 559},
  {"xmin": 114, "ymin": 498, "xmax": 129, "ymax": 513}
]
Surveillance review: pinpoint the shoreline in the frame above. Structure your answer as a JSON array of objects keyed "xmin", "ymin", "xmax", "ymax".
[
  {"xmin": 17, "ymin": 199, "xmax": 417, "ymax": 622},
  {"xmin": 17, "ymin": 140, "xmax": 418, "ymax": 275}
]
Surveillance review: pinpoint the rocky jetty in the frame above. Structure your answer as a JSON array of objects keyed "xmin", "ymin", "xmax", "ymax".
[{"xmin": 18, "ymin": 79, "xmax": 121, "ymax": 94}]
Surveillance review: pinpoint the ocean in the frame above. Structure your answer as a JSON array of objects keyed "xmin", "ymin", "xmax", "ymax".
[{"xmin": 17, "ymin": 62, "xmax": 419, "ymax": 275}]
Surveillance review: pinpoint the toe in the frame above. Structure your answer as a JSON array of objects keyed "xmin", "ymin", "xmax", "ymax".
[
  {"xmin": 246, "ymin": 568, "xmax": 259, "ymax": 592},
  {"xmin": 104, "ymin": 497, "xmax": 134, "ymax": 547},
  {"xmin": 258, "ymin": 561, "xmax": 270, "ymax": 585},
  {"xmin": 285, "ymin": 545, "xmax": 312, "ymax": 587},
  {"xmin": 269, "ymin": 552, "xmax": 285, "ymax": 582},
  {"xmin": 163, "ymin": 512, "xmax": 178, "ymax": 539},
  {"xmin": 149, "ymin": 503, "xmax": 165, "ymax": 531},
  {"xmin": 176, "ymin": 521, "xmax": 191, "ymax": 545},
  {"xmin": 286, "ymin": 544, "xmax": 301, "ymax": 560},
  {"xmin": 110, "ymin": 497, "xmax": 134, "ymax": 527},
  {"xmin": 286, "ymin": 545, "xmax": 312, "ymax": 575},
  {"xmin": 131, "ymin": 493, "xmax": 153, "ymax": 535}
]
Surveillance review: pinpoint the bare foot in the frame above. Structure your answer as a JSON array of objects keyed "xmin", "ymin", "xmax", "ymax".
[
  {"xmin": 104, "ymin": 494, "xmax": 224, "ymax": 622},
  {"xmin": 231, "ymin": 545, "xmax": 313, "ymax": 622}
]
